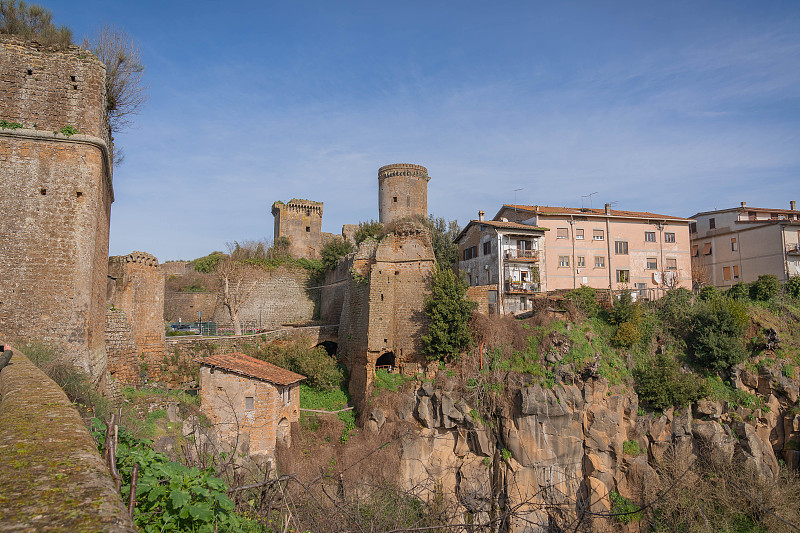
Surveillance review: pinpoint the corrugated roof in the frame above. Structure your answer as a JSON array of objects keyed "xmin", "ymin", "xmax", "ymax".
[
  {"xmin": 501, "ymin": 204, "xmax": 691, "ymax": 222},
  {"xmin": 197, "ymin": 352, "xmax": 305, "ymax": 386}
]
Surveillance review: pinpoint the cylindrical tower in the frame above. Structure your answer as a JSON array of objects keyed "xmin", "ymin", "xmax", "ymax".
[{"xmin": 378, "ymin": 163, "xmax": 430, "ymax": 225}]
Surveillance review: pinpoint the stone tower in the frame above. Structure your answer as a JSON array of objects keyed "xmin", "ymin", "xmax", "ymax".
[
  {"xmin": 0, "ymin": 36, "xmax": 113, "ymax": 386},
  {"xmin": 271, "ymin": 199, "xmax": 324, "ymax": 259},
  {"xmin": 378, "ymin": 163, "xmax": 430, "ymax": 225}
]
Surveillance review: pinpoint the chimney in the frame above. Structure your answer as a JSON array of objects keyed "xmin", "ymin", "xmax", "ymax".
[
  {"xmin": 604, "ymin": 203, "xmax": 610, "ymax": 215},
  {"xmin": 791, "ymin": 201, "xmax": 796, "ymax": 211},
  {"xmin": 741, "ymin": 201, "xmax": 747, "ymax": 208},
  {"xmin": 478, "ymin": 210, "xmax": 485, "ymax": 222}
]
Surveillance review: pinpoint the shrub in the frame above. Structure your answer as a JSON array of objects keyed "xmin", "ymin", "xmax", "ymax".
[
  {"xmin": 750, "ymin": 274, "xmax": 780, "ymax": 301},
  {"xmin": 0, "ymin": 0, "xmax": 72, "ymax": 48},
  {"xmin": 610, "ymin": 290, "xmax": 640, "ymax": 326},
  {"xmin": 191, "ymin": 251, "xmax": 226, "ymax": 273},
  {"xmin": 610, "ymin": 491, "xmax": 642, "ymax": 524},
  {"xmin": 320, "ymin": 236, "xmax": 354, "ymax": 271},
  {"xmin": 785, "ymin": 276, "xmax": 800, "ymax": 299},
  {"xmin": 688, "ymin": 300, "xmax": 747, "ymax": 370},
  {"xmin": 564, "ymin": 285, "xmax": 598, "ymax": 317},
  {"xmin": 698, "ymin": 285, "xmax": 721, "ymax": 302},
  {"xmin": 257, "ymin": 343, "xmax": 344, "ymax": 392},
  {"xmin": 623, "ymin": 440, "xmax": 643, "ymax": 456},
  {"xmin": 657, "ymin": 288, "xmax": 694, "ymax": 334},
  {"xmin": 354, "ymin": 220, "xmax": 385, "ymax": 245},
  {"xmin": 612, "ymin": 321, "xmax": 641, "ymax": 348},
  {"xmin": 726, "ymin": 282, "xmax": 751, "ymax": 301},
  {"xmin": 421, "ymin": 266, "xmax": 477, "ymax": 361},
  {"xmin": 634, "ymin": 353, "xmax": 709, "ymax": 410}
]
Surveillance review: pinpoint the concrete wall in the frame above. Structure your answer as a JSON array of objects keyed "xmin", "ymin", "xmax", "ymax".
[
  {"xmin": 0, "ymin": 37, "xmax": 113, "ymax": 386},
  {"xmin": 272, "ymin": 199, "xmax": 324, "ymax": 259},
  {"xmin": 199, "ymin": 366, "xmax": 299, "ymax": 458},
  {"xmin": 0, "ymin": 347, "xmax": 136, "ymax": 532},
  {"xmin": 107, "ymin": 252, "xmax": 166, "ymax": 385},
  {"xmin": 378, "ymin": 164, "xmax": 430, "ymax": 225}
]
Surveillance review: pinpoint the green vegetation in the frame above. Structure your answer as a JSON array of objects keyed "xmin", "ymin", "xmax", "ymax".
[
  {"xmin": 298, "ymin": 383, "xmax": 349, "ymax": 412},
  {"xmin": 634, "ymin": 353, "xmax": 708, "ymax": 410},
  {"xmin": 254, "ymin": 342, "xmax": 344, "ymax": 392},
  {"xmin": 354, "ymin": 219, "xmax": 385, "ymax": 244},
  {"xmin": 56, "ymin": 125, "xmax": 78, "ymax": 136},
  {"xmin": 564, "ymin": 285, "xmax": 599, "ymax": 317},
  {"xmin": 190, "ymin": 251, "xmax": 226, "ymax": 273},
  {"xmin": 374, "ymin": 368, "xmax": 413, "ymax": 392},
  {"xmin": 0, "ymin": 119, "xmax": 23, "ymax": 129},
  {"xmin": 622, "ymin": 440, "xmax": 643, "ymax": 456},
  {"xmin": 750, "ymin": 274, "xmax": 780, "ymax": 301},
  {"xmin": 320, "ymin": 236, "xmax": 354, "ymax": 271},
  {"xmin": 687, "ymin": 299, "xmax": 748, "ymax": 370},
  {"xmin": 422, "ymin": 215, "xmax": 461, "ymax": 270},
  {"xmin": 422, "ymin": 265, "xmax": 477, "ymax": 361},
  {"xmin": 0, "ymin": 0, "xmax": 72, "ymax": 48},
  {"xmin": 610, "ymin": 491, "xmax": 642, "ymax": 524},
  {"xmin": 705, "ymin": 375, "xmax": 766, "ymax": 411},
  {"xmin": 785, "ymin": 276, "xmax": 800, "ymax": 299}
]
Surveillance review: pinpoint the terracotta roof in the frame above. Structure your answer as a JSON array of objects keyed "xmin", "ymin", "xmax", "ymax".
[
  {"xmin": 197, "ymin": 352, "xmax": 305, "ymax": 386},
  {"xmin": 500, "ymin": 204, "xmax": 691, "ymax": 222},
  {"xmin": 454, "ymin": 219, "xmax": 548, "ymax": 243}
]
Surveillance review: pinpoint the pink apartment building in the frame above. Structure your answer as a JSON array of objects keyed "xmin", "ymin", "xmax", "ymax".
[{"xmin": 494, "ymin": 204, "xmax": 693, "ymax": 298}]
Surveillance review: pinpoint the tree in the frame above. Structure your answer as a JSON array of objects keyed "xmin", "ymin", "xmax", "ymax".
[
  {"xmin": 691, "ymin": 256, "xmax": 712, "ymax": 290},
  {"xmin": 320, "ymin": 236, "xmax": 354, "ymax": 271},
  {"xmin": 0, "ymin": 0, "xmax": 71, "ymax": 48},
  {"xmin": 215, "ymin": 255, "xmax": 257, "ymax": 336},
  {"xmin": 421, "ymin": 266, "xmax": 477, "ymax": 361},
  {"xmin": 86, "ymin": 25, "xmax": 148, "ymax": 137},
  {"xmin": 422, "ymin": 215, "xmax": 461, "ymax": 270}
]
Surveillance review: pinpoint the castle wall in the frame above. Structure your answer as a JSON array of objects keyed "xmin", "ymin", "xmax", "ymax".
[
  {"xmin": 378, "ymin": 164, "xmax": 430, "ymax": 225},
  {"xmin": 105, "ymin": 307, "xmax": 139, "ymax": 387},
  {"xmin": 164, "ymin": 291, "xmax": 219, "ymax": 324},
  {"xmin": 320, "ymin": 254, "xmax": 353, "ymax": 325},
  {"xmin": 0, "ymin": 38, "xmax": 112, "ymax": 385},
  {"xmin": 272, "ymin": 199, "xmax": 324, "ymax": 259},
  {"xmin": 107, "ymin": 252, "xmax": 166, "ymax": 385}
]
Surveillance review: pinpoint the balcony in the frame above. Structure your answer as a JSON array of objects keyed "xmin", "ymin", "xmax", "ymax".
[
  {"xmin": 504, "ymin": 249, "xmax": 539, "ymax": 262},
  {"xmin": 787, "ymin": 244, "xmax": 800, "ymax": 256},
  {"xmin": 504, "ymin": 280, "xmax": 541, "ymax": 294}
]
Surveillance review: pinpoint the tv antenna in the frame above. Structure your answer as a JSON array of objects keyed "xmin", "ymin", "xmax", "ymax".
[
  {"xmin": 513, "ymin": 188, "xmax": 524, "ymax": 215},
  {"xmin": 581, "ymin": 191, "xmax": 598, "ymax": 209}
]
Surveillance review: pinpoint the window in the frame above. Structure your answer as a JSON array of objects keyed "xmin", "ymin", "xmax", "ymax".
[
  {"xmin": 664, "ymin": 232, "xmax": 675, "ymax": 243},
  {"xmin": 393, "ymin": 196, "xmax": 397, "ymax": 203},
  {"xmin": 723, "ymin": 266, "xmax": 731, "ymax": 281},
  {"xmin": 733, "ymin": 265, "xmax": 740, "ymax": 279},
  {"xmin": 483, "ymin": 241, "xmax": 491, "ymax": 255},
  {"xmin": 771, "ymin": 213, "xmax": 779, "ymax": 220},
  {"xmin": 691, "ymin": 245, "xmax": 699, "ymax": 257},
  {"xmin": 463, "ymin": 246, "xmax": 478, "ymax": 260},
  {"xmin": 245, "ymin": 396, "xmax": 255, "ymax": 410},
  {"xmin": 575, "ymin": 228, "xmax": 584, "ymax": 240},
  {"xmin": 282, "ymin": 387, "xmax": 291, "ymax": 405},
  {"xmin": 594, "ymin": 256, "xmax": 605, "ymax": 268},
  {"xmin": 616, "ymin": 270, "xmax": 629, "ymax": 283},
  {"xmin": 559, "ymin": 255, "xmax": 570, "ymax": 267},
  {"xmin": 645, "ymin": 231, "xmax": 656, "ymax": 242},
  {"xmin": 709, "ymin": 218, "xmax": 716, "ymax": 229},
  {"xmin": 731, "ymin": 237, "xmax": 738, "ymax": 251},
  {"xmin": 577, "ymin": 256, "xmax": 585, "ymax": 267},
  {"xmin": 690, "ymin": 222, "xmax": 697, "ymax": 233},
  {"xmin": 593, "ymin": 229, "xmax": 604, "ymax": 241},
  {"xmin": 305, "ymin": 226, "xmax": 310, "ymax": 232},
  {"xmin": 614, "ymin": 241, "xmax": 629, "ymax": 255},
  {"xmin": 646, "ymin": 257, "xmax": 657, "ymax": 270},
  {"xmin": 666, "ymin": 258, "xmax": 677, "ymax": 270},
  {"xmin": 703, "ymin": 242, "xmax": 712, "ymax": 255},
  {"xmin": 557, "ymin": 227, "xmax": 569, "ymax": 239},
  {"xmin": 748, "ymin": 211, "xmax": 757, "ymax": 221}
]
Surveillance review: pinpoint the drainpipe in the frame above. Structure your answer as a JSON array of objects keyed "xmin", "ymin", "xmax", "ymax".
[
  {"xmin": 605, "ymin": 204, "xmax": 613, "ymax": 291},
  {"xmin": 781, "ymin": 224, "xmax": 789, "ymax": 282},
  {"xmin": 569, "ymin": 217, "xmax": 576, "ymax": 289},
  {"xmin": 497, "ymin": 231, "xmax": 504, "ymax": 314},
  {"xmin": 658, "ymin": 221, "xmax": 665, "ymax": 292}
]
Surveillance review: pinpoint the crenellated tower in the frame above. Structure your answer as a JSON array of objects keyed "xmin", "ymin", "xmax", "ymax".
[{"xmin": 377, "ymin": 163, "xmax": 430, "ymax": 225}]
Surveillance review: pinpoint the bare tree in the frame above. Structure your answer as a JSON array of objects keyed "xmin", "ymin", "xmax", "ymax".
[
  {"xmin": 691, "ymin": 256, "xmax": 712, "ymax": 290},
  {"xmin": 215, "ymin": 255, "xmax": 257, "ymax": 336},
  {"xmin": 85, "ymin": 25, "xmax": 148, "ymax": 136}
]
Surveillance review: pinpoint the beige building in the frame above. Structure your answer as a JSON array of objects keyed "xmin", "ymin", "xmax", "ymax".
[
  {"xmin": 689, "ymin": 201, "xmax": 800, "ymax": 288},
  {"xmin": 198, "ymin": 352, "xmax": 304, "ymax": 458},
  {"xmin": 493, "ymin": 204, "xmax": 693, "ymax": 298},
  {"xmin": 455, "ymin": 211, "xmax": 548, "ymax": 314}
]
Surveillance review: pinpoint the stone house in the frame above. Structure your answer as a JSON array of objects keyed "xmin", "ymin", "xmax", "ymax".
[
  {"xmin": 689, "ymin": 201, "xmax": 800, "ymax": 288},
  {"xmin": 197, "ymin": 352, "xmax": 304, "ymax": 458},
  {"xmin": 494, "ymin": 203, "xmax": 693, "ymax": 299},
  {"xmin": 454, "ymin": 211, "xmax": 549, "ymax": 314}
]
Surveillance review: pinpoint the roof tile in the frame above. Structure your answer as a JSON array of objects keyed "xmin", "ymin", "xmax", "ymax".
[
  {"xmin": 197, "ymin": 352, "xmax": 305, "ymax": 386},
  {"xmin": 503, "ymin": 204, "xmax": 690, "ymax": 221}
]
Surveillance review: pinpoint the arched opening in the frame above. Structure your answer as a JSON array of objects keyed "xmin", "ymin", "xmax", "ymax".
[
  {"xmin": 375, "ymin": 351, "xmax": 395, "ymax": 373},
  {"xmin": 277, "ymin": 418, "xmax": 291, "ymax": 447},
  {"xmin": 315, "ymin": 341, "xmax": 338, "ymax": 357}
]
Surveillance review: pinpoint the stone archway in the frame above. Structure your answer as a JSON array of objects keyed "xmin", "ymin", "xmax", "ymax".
[
  {"xmin": 375, "ymin": 351, "xmax": 395, "ymax": 373},
  {"xmin": 277, "ymin": 417, "xmax": 290, "ymax": 447}
]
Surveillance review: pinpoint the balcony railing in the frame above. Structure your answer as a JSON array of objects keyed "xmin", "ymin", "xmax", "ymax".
[
  {"xmin": 504, "ymin": 249, "xmax": 539, "ymax": 261},
  {"xmin": 787, "ymin": 244, "xmax": 800, "ymax": 255},
  {"xmin": 504, "ymin": 281, "xmax": 540, "ymax": 294}
]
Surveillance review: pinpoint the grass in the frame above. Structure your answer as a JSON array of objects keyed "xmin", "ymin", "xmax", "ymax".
[
  {"xmin": 623, "ymin": 440, "xmax": 643, "ymax": 456},
  {"xmin": 706, "ymin": 375, "xmax": 767, "ymax": 412},
  {"xmin": 373, "ymin": 369, "xmax": 413, "ymax": 393},
  {"xmin": 299, "ymin": 383, "xmax": 349, "ymax": 411}
]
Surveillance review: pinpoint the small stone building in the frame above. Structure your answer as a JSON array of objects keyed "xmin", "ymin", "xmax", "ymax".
[{"xmin": 197, "ymin": 353, "xmax": 304, "ymax": 458}]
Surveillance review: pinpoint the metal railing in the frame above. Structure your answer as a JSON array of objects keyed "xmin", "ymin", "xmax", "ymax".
[
  {"xmin": 504, "ymin": 281, "xmax": 541, "ymax": 293},
  {"xmin": 504, "ymin": 249, "xmax": 539, "ymax": 261}
]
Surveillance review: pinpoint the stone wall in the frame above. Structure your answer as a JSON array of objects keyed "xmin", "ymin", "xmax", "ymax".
[
  {"xmin": 338, "ymin": 224, "xmax": 435, "ymax": 406},
  {"xmin": 377, "ymin": 163, "xmax": 430, "ymax": 225},
  {"xmin": 107, "ymin": 252, "xmax": 166, "ymax": 385},
  {"xmin": 164, "ymin": 291, "xmax": 219, "ymax": 324},
  {"xmin": 466, "ymin": 284, "xmax": 494, "ymax": 315},
  {"xmin": 271, "ymin": 199, "xmax": 324, "ymax": 259},
  {"xmin": 0, "ymin": 37, "xmax": 113, "ymax": 386},
  {"xmin": 0, "ymin": 346, "xmax": 136, "ymax": 532},
  {"xmin": 162, "ymin": 261, "xmax": 189, "ymax": 276},
  {"xmin": 320, "ymin": 254, "xmax": 353, "ymax": 325},
  {"xmin": 105, "ymin": 307, "xmax": 139, "ymax": 387}
]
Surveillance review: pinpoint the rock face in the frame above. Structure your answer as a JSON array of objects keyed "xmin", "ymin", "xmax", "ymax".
[{"xmin": 378, "ymin": 376, "xmax": 789, "ymax": 532}]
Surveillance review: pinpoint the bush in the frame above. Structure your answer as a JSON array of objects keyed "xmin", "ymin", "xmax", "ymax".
[
  {"xmin": 623, "ymin": 440, "xmax": 643, "ymax": 456},
  {"xmin": 191, "ymin": 251, "xmax": 226, "ymax": 273},
  {"xmin": 750, "ymin": 274, "xmax": 780, "ymax": 301},
  {"xmin": 564, "ymin": 285, "xmax": 598, "ymax": 317},
  {"xmin": 354, "ymin": 220, "xmax": 385, "ymax": 244},
  {"xmin": 320, "ymin": 236, "xmax": 354, "ymax": 271},
  {"xmin": 785, "ymin": 276, "xmax": 800, "ymax": 299},
  {"xmin": 421, "ymin": 266, "xmax": 477, "ymax": 361},
  {"xmin": 698, "ymin": 285, "xmax": 721, "ymax": 302},
  {"xmin": 726, "ymin": 282, "xmax": 751, "ymax": 301},
  {"xmin": 610, "ymin": 290, "xmax": 640, "ymax": 326},
  {"xmin": 612, "ymin": 321, "xmax": 641, "ymax": 348},
  {"xmin": 634, "ymin": 353, "xmax": 709, "ymax": 410},
  {"xmin": 0, "ymin": 0, "xmax": 72, "ymax": 48},
  {"xmin": 610, "ymin": 491, "xmax": 642, "ymax": 524},
  {"xmin": 688, "ymin": 300, "xmax": 748, "ymax": 370},
  {"xmin": 257, "ymin": 343, "xmax": 344, "ymax": 392},
  {"xmin": 657, "ymin": 288, "xmax": 694, "ymax": 334}
]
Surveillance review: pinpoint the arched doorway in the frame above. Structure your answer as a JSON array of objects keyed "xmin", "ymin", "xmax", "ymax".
[
  {"xmin": 315, "ymin": 341, "xmax": 338, "ymax": 357},
  {"xmin": 375, "ymin": 351, "xmax": 395, "ymax": 373},
  {"xmin": 277, "ymin": 417, "xmax": 290, "ymax": 447}
]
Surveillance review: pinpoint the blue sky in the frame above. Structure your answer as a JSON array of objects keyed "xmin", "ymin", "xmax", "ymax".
[{"xmin": 46, "ymin": 1, "xmax": 800, "ymax": 261}]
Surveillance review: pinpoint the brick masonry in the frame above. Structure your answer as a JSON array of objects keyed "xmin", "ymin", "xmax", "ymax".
[
  {"xmin": 107, "ymin": 252, "xmax": 166, "ymax": 385},
  {"xmin": 0, "ymin": 37, "xmax": 113, "ymax": 386}
]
